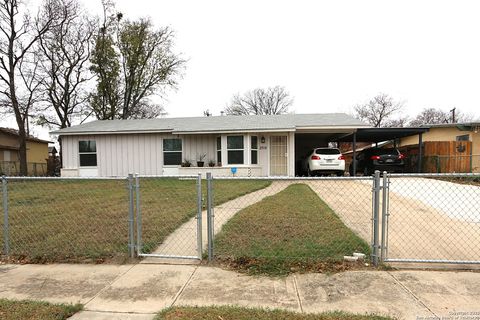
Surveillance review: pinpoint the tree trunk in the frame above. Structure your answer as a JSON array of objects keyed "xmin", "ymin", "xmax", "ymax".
[{"xmin": 17, "ymin": 124, "xmax": 28, "ymax": 176}]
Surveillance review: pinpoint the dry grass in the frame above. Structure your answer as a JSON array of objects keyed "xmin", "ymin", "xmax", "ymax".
[
  {"xmin": 156, "ymin": 306, "xmax": 393, "ymax": 320},
  {"xmin": 0, "ymin": 299, "xmax": 82, "ymax": 320},
  {"xmin": 0, "ymin": 178, "xmax": 269, "ymax": 263},
  {"xmin": 214, "ymin": 184, "xmax": 371, "ymax": 275}
]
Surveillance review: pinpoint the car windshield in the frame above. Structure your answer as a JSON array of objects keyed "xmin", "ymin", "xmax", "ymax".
[
  {"xmin": 371, "ymin": 148, "xmax": 399, "ymax": 155},
  {"xmin": 315, "ymin": 148, "xmax": 340, "ymax": 155}
]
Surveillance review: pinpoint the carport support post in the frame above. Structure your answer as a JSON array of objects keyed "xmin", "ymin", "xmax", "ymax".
[
  {"xmin": 2, "ymin": 176, "xmax": 9, "ymax": 255},
  {"xmin": 206, "ymin": 172, "xmax": 214, "ymax": 262},
  {"xmin": 196, "ymin": 173, "xmax": 203, "ymax": 259},
  {"xmin": 352, "ymin": 133, "xmax": 357, "ymax": 175},
  {"xmin": 127, "ymin": 173, "xmax": 135, "ymax": 258},
  {"xmin": 135, "ymin": 174, "xmax": 142, "ymax": 255},
  {"xmin": 418, "ymin": 133, "xmax": 423, "ymax": 173},
  {"xmin": 372, "ymin": 170, "xmax": 380, "ymax": 266}
]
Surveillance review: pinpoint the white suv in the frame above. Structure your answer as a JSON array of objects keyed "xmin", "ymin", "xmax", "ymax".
[{"xmin": 302, "ymin": 148, "xmax": 345, "ymax": 176}]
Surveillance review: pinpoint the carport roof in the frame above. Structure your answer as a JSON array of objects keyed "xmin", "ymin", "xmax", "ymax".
[
  {"xmin": 52, "ymin": 113, "xmax": 370, "ymax": 135},
  {"xmin": 337, "ymin": 127, "xmax": 430, "ymax": 143}
]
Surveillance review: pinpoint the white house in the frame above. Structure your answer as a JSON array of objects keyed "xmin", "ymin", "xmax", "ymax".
[{"xmin": 52, "ymin": 113, "xmax": 369, "ymax": 177}]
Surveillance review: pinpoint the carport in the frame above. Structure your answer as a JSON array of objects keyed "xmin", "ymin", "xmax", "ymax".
[
  {"xmin": 336, "ymin": 127, "xmax": 430, "ymax": 174},
  {"xmin": 294, "ymin": 129, "xmax": 358, "ymax": 175}
]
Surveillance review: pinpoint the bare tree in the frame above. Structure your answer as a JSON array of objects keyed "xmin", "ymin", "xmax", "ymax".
[
  {"xmin": 409, "ymin": 107, "xmax": 474, "ymax": 126},
  {"xmin": 36, "ymin": 0, "xmax": 96, "ymax": 129},
  {"xmin": 353, "ymin": 93, "xmax": 404, "ymax": 127},
  {"xmin": 0, "ymin": 0, "xmax": 55, "ymax": 175},
  {"xmin": 409, "ymin": 108, "xmax": 449, "ymax": 126},
  {"xmin": 224, "ymin": 86, "xmax": 293, "ymax": 115}
]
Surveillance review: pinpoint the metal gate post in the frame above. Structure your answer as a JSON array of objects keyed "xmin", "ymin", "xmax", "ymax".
[
  {"xmin": 206, "ymin": 172, "xmax": 213, "ymax": 262},
  {"xmin": 2, "ymin": 176, "xmax": 9, "ymax": 255},
  {"xmin": 380, "ymin": 171, "xmax": 388, "ymax": 263},
  {"xmin": 135, "ymin": 174, "xmax": 142, "ymax": 255},
  {"xmin": 372, "ymin": 170, "xmax": 381, "ymax": 266},
  {"xmin": 196, "ymin": 173, "xmax": 203, "ymax": 259},
  {"xmin": 127, "ymin": 174, "xmax": 135, "ymax": 258}
]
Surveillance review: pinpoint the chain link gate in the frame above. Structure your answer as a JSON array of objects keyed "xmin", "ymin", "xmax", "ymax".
[
  {"xmin": 134, "ymin": 174, "xmax": 204, "ymax": 260},
  {"xmin": 380, "ymin": 172, "xmax": 480, "ymax": 265}
]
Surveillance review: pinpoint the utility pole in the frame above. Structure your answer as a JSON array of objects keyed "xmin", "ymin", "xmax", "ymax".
[{"xmin": 450, "ymin": 107, "xmax": 456, "ymax": 123}]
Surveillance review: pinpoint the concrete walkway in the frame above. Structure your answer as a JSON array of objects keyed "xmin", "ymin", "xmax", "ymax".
[
  {"xmin": 145, "ymin": 181, "xmax": 291, "ymax": 261},
  {"xmin": 1, "ymin": 263, "xmax": 479, "ymax": 319}
]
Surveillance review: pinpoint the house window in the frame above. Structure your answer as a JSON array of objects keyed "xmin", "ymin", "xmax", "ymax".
[
  {"xmin": 456, "ymin": 134, "xmax": 469, "ymax": 141},
  {"xmin": 251, "ymin": 136, "xmax": 258, "ymax": 165},
  {"xmin": 227, "ymin": 135, "xmax": 244, "ymax": 164},
  {"xmin": 79, "ymin": 140, "xmax": 97, "ymax": 167},
  {"xmin": 216, "ymin": 136, "xmax": 222, "ymax": 165},
  {"xmin": 163, "ymin": 138, "xmax": 182, "ymax": 165}
]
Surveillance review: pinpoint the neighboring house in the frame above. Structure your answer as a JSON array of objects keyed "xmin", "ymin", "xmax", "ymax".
[
  {"xmin": 0, "ymin": 127, "xmax": 51, "ymax": 176},
  {"xmin": 397, "ymin": 122, "xmax": 480, "ymax": 173},
  {"xmin": 52, "ymin": 113, "xmax": 370, "ymax": 177}
]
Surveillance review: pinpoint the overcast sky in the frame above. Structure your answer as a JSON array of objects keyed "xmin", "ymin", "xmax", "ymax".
[{"xmin": 3, "ymin": 0, "xmax": 480, "ymax": 139}]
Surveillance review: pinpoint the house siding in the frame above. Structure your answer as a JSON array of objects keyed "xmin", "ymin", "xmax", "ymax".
[
  {"xmin": 399, "ymin": 127, "xmax": 480, "ymax": 173},
  {"xmin": 60, "ymin": 131, "xmax": 294, "ymax": 177}
]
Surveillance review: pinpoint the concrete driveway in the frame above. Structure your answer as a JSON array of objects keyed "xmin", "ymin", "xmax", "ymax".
[{"xmin": 308, "ymin": 177, "xmax": 480, "ymax": 263}]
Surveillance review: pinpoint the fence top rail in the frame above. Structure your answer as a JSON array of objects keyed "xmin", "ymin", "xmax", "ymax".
[
  {"xmin": 135, "ymin": 174, "xmax": 198, "ymax": 179},
  {"xmin": 388, "ymin": 172, "xmax": 480, "ymax": 178},
  {"xmin": 3, "ymin": 175, "xmax": 127, "ymax": 181},
  {"xmin": 212, "ymin": 176, "xmax": 374, "ymax": 181}
]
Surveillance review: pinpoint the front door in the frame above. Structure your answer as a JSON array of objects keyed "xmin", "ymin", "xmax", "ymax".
[{"xmin": 270, "ymin": 136, "xmax": 288, "ymax": 176}]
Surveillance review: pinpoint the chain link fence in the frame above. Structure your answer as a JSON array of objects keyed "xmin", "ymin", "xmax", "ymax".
[
  {"xmin": 210, "ymin": 176, "xmax": 374, "ymax": 274},
  {"xmin": 1, "ymin": 176, "xmax": 129, "ymax": 263},
  {"xmin": 383, "ymin": 173, "xmax": 480, "ymax": 264},
  {"xmin": 1, "ymin": 172, "xmax": 479, "ymax": 269}
]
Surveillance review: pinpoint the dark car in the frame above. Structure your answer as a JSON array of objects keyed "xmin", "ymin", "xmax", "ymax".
[{"xmin": 349, "ymin": 148, "xmax": 405, "ymax": 176}]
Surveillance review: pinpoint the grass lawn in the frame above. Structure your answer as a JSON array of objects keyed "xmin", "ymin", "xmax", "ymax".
[
  {"xmin": 156, "ymin": 306, "xmax": 393, "ymax": 320},
  {"xmin": 0, "ymin": 178, "xmax": 269, "ymax": 263},
  {"xmin": 214, "ymin": 184, "xmax": 370, "ymax": 275},
  {"xmin": 0, "ymin": 299, "xmax": 82, "ymax": 320}
]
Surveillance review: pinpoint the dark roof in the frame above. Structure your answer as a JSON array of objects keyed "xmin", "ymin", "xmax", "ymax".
[
  {"xmin": 51, "ymin": 113, "xmax": 370, "ymax": 135},
  {"xmin": 337, "ymin": 127, "xmax": 430, "ymax": 143},
  {"xmin": 0, "ymin": 127, "xmax": 51, "ymax": 144}
]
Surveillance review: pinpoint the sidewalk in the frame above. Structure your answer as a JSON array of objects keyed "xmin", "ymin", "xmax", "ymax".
[{"xmin": 1, "ymin": 263, "xmax": 479, "ymax": 319}]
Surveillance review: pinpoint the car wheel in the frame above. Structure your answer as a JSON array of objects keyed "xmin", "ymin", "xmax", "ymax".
[
  {"xmin": 336, "ymin": 171, "xmax": 344, "ymax": 177},
  {"xmin": 364, "ymin": 167, "xmax": 371, "ymax": 176}
]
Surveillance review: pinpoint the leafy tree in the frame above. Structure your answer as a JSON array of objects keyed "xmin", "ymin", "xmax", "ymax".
[
  {"xmin": 89, "ymin": 0, "xmax": 121, "ymax": 120},
  {"xmin": 353, "ymin": 93, "xmax": 404, "ymax": 127},
  {"xmin": 89, "ymin": 4, "xmax": 184, "ymax": 120},
  {"xmin": 224, "ymin": 86, "xmax": 293, "ymax": 115}
]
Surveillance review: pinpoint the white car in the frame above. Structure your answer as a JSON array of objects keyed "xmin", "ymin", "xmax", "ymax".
[{"xmin": 302, "ymin": 148, "xmax": 345, "ymax": 176}]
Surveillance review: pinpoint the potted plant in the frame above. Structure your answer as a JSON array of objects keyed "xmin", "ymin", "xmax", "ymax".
[
  {"xmin": 181, "ymin": 160, "xmax": 192, "ymax": 167},
  {"xmin": 208, "ymin": 160, "xmax": 215, "ymax": 167},
  {"xmin": 197, "ymin": 153, "xmax": 207, "ymax": 167}
]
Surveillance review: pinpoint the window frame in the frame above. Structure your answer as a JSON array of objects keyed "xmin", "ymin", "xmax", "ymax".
[
  {"xmin": 216, "ymin": 136, "xmax": 222, "ymax": 165},
  {"xmin": 78, "ymin": 140, "xmax": 97, "ymax": 167},
  {"xmin": 163, "ymin": 138, "xmax": 183, "ymax": 166},
  {"xmin": 456, "ymin": 134, "xmax": 469, "ymax": 142},
  {"xmin": 227, "ymin": 135, "xmax": 244, "ymax": 165},
  {"xmin": 251, "ymin": 135, "xmax": 258, "ymax": 165}
]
